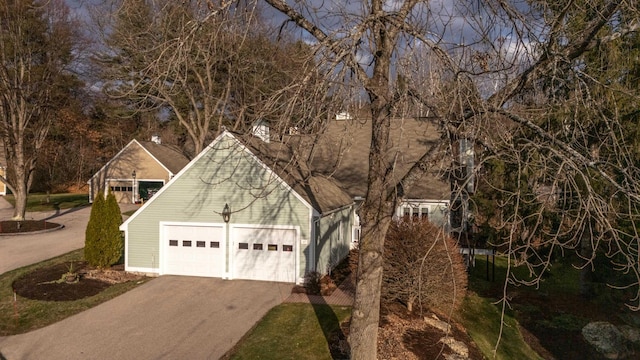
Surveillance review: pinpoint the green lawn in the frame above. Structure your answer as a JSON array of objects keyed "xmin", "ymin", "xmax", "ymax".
[
  {"xmin": 460, "ymin": 253, "xmax": 625, "ymax": 359},
  {"xmin": 458, "ymin": 293, "xmax": 544, "ymax": 360},
  {"xmin": 4, "ymin": 193, "xmax": 89, "ymax": 212},
  {"xmin": 0, "ymin": 249, "xmax": 147, "ymax": 336},
  {"xmin": 224, "ymin": 303, "xmax": 351, "ymax": 360}
]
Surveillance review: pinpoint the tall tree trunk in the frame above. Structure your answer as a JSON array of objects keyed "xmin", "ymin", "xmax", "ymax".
[
  {"xmin": 12, "ymin": 180, "xmax": 27, "ymax": 220},
  {"xmin": 349, "ymin": 93, "xmax": 395, "ymax": 358},
  {"xmin": 9, "ymin": 150, "xmax": 31, "ymax": 221},
  {"xmin": 349, "ymin": 222, "xmax": 388, "ymax": 359}
]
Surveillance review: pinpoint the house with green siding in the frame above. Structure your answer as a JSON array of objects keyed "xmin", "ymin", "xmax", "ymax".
[
  {"xmin": 120, "ymin": 114, "xmax": 451, "ymax": 284},
  {"xmin": 120, "ymin": 131, "xmax": 355, "ymax": 284}
]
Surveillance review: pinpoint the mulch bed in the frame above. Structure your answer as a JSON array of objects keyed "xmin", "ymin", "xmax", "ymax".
[
  {"xmin": 0, "ymin": 220, "xmax": 61, "ymax": 234},
  {"xmin": 12, "ymin": 261, "xmax": 111, "ymax": 301}
]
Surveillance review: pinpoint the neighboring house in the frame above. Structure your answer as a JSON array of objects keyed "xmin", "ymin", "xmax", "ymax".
[
  {"xmin": 87, "ymin": 137, "xmax": 189, "ymax": 203},
  {"xmin": 119, "ymin": 131, "xmax": 355, "ymax": 284}
]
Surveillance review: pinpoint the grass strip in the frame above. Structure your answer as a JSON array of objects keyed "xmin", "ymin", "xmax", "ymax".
[
  {"xmin": 226, "ymin": 303, "xmax": 351, "ymax": 360},
  {"xmin": 5, "ymin": 193, "xmax": 89, "ymax": 212}
]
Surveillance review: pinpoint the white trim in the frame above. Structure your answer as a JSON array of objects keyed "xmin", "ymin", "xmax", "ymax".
[
  {"xmin": 137, "ymin": 142, "xmax": 176, "ymax": 176},
  {"xmin": 319, "ymin": 203, "xmax": 354, "ymax": 218},
  {"xmin": 229, "ymin": 223, "xmax": 300, "ymax": 284},
  {"xmin": 89, "ymin": 139, "xmax": 174, "ymax": 203},
  {"xmin": 124, "ymin": 229, "xmax": 160, "ymax": 274},
  {"xmin": 124, "ymin": 266, "xmax": 158, "ymax": 275}
]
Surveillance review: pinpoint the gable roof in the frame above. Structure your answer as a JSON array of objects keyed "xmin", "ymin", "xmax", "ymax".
[
  {"xmin": 121, "ymin": 131, "xmax": 353, "ymax": 230},
  {"xmin": 236, "ymin": 134, "xmax": 354, "ymax": 214},
  {"xmin": 138, "ymin": 141, "xmax": 190, "ymax": 175},
  {"xmin": 89, "ymin": 139, "xmax": 189, "ymax": 182}
]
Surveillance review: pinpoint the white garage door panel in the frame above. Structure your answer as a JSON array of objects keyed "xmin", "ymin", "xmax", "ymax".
[
  {"xmin": 164, "ymin": 225, "xmax": 225, "ymax": 277},
  {"xmin": 233, "ymin": 227, "xmax": 296, "ymax": 283}
]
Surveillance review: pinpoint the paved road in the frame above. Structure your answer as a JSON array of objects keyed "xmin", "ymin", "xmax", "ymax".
[
  {"xmin": 0, "ymin": 198, "xmax": 138, "ymax": 275},
  {"xmin": 0, "ymin": 276, "xmax": 293, "ymax": 359}
]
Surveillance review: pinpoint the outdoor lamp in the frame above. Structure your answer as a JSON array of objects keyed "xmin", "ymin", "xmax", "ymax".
[
  {"xmin": 132, "ymin": 170, "xmax": 136, "ymax": 179},
  {"xmin": 222, "ymin": 203, "xmax": 231, "ymax": 223}
]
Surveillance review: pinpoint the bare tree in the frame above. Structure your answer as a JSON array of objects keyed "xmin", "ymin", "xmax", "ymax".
[
  {"xmin": 0, "ymin": 0, "xmax": 81, "ymax": 219},
  {"xmin": 90, "ymin": 0, "xmax": 640, "ymax": 357},
  {"xmin": 256, "ymin": 1, "xmax": 640, "ymax": 358},
  {"xmin": 95, "ymin": 0, "xmax": 320, "ymax": 157}
]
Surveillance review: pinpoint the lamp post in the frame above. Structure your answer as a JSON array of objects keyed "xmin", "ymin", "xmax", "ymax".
[
  {"xmin": 132, "ymin": 170, "xmax": 136, "ymax": 204},
  {"xmin": 222, "ymin": 203, "xmax": 231, "ymax": 223},
  {"xmin": 222, "ymin": 203, "xmax": 231, "ymax": 275}
]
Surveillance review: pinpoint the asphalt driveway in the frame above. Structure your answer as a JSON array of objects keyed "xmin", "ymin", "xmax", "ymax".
[
  {"xmin": 0, "ymin": 198, "xmax": 294, "ymax": 359},
  {"xmin": 0, "ymin": 276, "xmax": 293, "ymax": 359}
]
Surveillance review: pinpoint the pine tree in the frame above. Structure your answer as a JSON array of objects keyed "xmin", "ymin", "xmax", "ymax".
[
  {"xmin": 84, "ymin": 192, "xmax": 123, "ymax": 268},
  {"xmin": 84, "ymin": 193, "xmax": 105, "ymax": 267},
  {"xmin": 103, "ymin": 192, "xmax": 124, "ymax": 267}
]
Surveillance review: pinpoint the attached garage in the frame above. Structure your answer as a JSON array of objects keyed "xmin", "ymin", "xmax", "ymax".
[
  {"xmin": 161, "ymin": 223, "xmax": 226, "ymax": 278},
  {"xmin": 231, "ymin": 226, "xmax": 297, "ymax": 283},
  {"xmin": 121, "ymin": 131, "xmax": 355, "ymax": 284}
]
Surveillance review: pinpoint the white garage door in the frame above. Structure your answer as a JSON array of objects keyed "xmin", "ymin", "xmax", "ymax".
[
  {"xmin": 232, "ymin": 227, "xmax": 296, "ymax": 283},
  {"xmin": 163, "ymin": 224, "xmax": 225, "ymax": 277}
]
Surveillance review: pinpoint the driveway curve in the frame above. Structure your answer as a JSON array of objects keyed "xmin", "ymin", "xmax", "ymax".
[
  {"xmin": 0, "ymin": 198, "xmax": 138, "ymax": 275},
  {"xmin": 0, "ymin": 276, "xmax": 293, "ymax": 360}
]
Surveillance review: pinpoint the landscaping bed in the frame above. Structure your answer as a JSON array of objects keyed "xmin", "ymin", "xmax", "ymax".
[
  {"xmin": 12, "ymin": 261, "xmax": 144, "ymax": 301},
  {"xmin": 0, "ymin": 220, "xmax": 62, "ymax": 234},
  {"xmin": 0, "ymin": 249, "xmax": 148, "ymax": 336}
]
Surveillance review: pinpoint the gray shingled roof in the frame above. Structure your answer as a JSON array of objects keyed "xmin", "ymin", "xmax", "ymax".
[
  {"xmin": 290, "ymin": 116, "xmax": 450, "ymax": 201},
  {"xmin": 238, "ymin": 135, "xmax": 354, "ymax": 214},
  {"xmin": 139, "ymin": 141, "xmax": 190, "ymax": 174},
  {"xmin": 236, "ymin": 115, "xmax": 449, "ymax": 213}
]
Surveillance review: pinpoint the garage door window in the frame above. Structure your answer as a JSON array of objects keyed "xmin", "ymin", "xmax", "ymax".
[
  {"xmin": 210, "ymin": 241, "xmax": 220, "ymax": 248},
  {"xmin": 169, "ymin": 240, "xmax": 178, "ymax": 246},
  {"xmin": 283, "ymin": 245, "xmax": 293, "ymax": 252},
  {"xmin": 196, "ymin": 241, "xmax": 205, "ymax": 248},
  {"xmin": 253, "ymin": 243, "xmax": 263, "ymax": 250},
  {"xmin": 239, "ymin": 243, "xmax": 249, "ymax": 250},
  {"xmin": 183, "ymin": 240, "xmax": 192, "ymax": 247},
  {"xmin": 268, "ymin": 244, "xmax": 278, "ymax": 251}
]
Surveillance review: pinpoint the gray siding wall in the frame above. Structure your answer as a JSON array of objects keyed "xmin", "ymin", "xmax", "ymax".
[
  {"xmin": 126, "ymin": 135, "xmax": 312, "ymax": 277},
  {"xmin": 315, "ymin": 206, "xmax": 353, "ymax": 275}
]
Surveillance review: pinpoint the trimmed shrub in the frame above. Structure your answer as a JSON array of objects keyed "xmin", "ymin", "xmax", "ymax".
[
  {"xmin": 84, "ymin": 193, "xmax": 104, "ymax": 266},
  {"xmin": 84, "ymin": 192, "xmax": 123, "ymax": 268},
  {"xmin": 304, "ymin": 271, "xmax": 323, "ymax": 295},
  {"xmin": 382, "ymin": 219, "xmax": 468, "ymax": 315}
]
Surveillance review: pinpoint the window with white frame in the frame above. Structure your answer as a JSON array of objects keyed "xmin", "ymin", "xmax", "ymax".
[{"xmin": 399, "ymin": 204, "xmax": 429, "ymax": 220}]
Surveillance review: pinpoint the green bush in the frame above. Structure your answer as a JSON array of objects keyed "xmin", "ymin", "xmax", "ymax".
[{"xmin": 84, "ymin": 192, "xmax": 123, "ymax": 268}]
